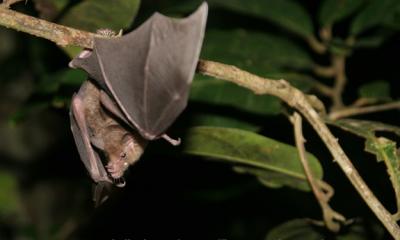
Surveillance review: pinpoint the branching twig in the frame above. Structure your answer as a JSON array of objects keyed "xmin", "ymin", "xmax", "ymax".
[
  {"xmin": 329, "ymin": 101, "xmax": 400, "ymax": 120},
  {"xmin": 311, "ymin": 81, "xmax": 334, "ymax": 97},
  {"xmin": 0, "ymin": 7, "xmax": 400, "ymax": 239},
  {"xmin": 197, "ymin": 60, "xmax": 400, "ymax": 239},
  {"xmin": 290, "ymin": 112, "xmax": 346, "ymax": 232}
]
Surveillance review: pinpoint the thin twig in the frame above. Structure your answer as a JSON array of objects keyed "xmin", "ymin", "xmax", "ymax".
[
  {"xmin": 329, "ymin": 101, "xmax": 400, "ymax": 120},
  {"xmin": 350, "ymin": 98, "xmax": 380, "ymax": 108},
  {"xmin": 312, "ymin": 81, "xmax": 334, "ymax": 97},
  {"xmin": 319, "ymin": 25, "xmax": 332, "ymax": 43},
  {"xmin": 0, "ymin": 7, "xmax": 399, "ymax": 239},
  {"xmin": 312, "ymin": 64, "xmax": 336, "ymax": 78},
  {"xmin": 306, "ymin": 36, "xmax": 327, "ymax": 54},
  {"xmin": 331, "ymin": 55, "xmax": 347, "ymax": 110},
  {"xmin": 290, "ymin": 112, "xmax": 345, "ymax": 232}
]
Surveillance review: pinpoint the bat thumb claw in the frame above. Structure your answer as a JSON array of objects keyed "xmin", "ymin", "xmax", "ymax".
[
  {"xmin": 162, "ymin": 134, "xmax": 181, "ymax": 146},
  {"xmin": 68, "ymin": 61, "xmax": 76, "ymax": 68}
]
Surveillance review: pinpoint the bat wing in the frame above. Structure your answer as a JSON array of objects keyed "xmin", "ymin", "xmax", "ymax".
[
  {"xmin": 70, "ymin": 93, "xmax": 112, "ymax": 184},
  {"xmin": 70, "ymin": 2, "xmax": 208, "ymax": 140},
  {"xmin": 99, "ymin": 90, "xmax": 133, "ymax": 128},
  {"xmin": 93, "ymin": 181, "xmax": 112, "ymax": 208}
]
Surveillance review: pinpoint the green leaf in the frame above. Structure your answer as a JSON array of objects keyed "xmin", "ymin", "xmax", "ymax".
[
  {"xmin": 188, "ymin": 112, "xmax": 262, "ymax": 132},
  {"xmin": 33, "ymin": 0, "xmax": 69, "ymax": 20},
  {"xmin": 210, "ymin": 0, "xmax": 314, "ymax": 38},
  {"xmin": 354, "ymin": 34, "xmax": 389, "ymax": 48},
  {"xmin": 328, "ymin": 119, "xmax": 400, "ymax": 208},
  {"xmin": 318, "ymin": 0, "xmax": 364, "ymax": 27},
  {"xmin": 37, "ymin": 69, "xmax": 86, "ymax": 94},
  {"xmin": 60, "ymin": 0, "xmax": 140, "ymax": 32},
  {"xmin": 358, "ymin": 80, "xmax": 391, "ymax": 101},
  {"xmin": 194, "ymin": 29, "xmax": 315, "ymax": 130},
  {"xmin": 265, "ymin": 219, "xmax": 324, "ymax": 240},
  {"xmin": 382, "ymin": 4, "xmax": 400, "ymax": 30},
  {"xmin": 202, "ymin": 29, "xmax": 314, "ymax": 74},
  {"xmin": 366, "ymin": 137, "xmax": 399, "ymax": 162},
  {"xmin": 59, "ymin": 0, "xmax": 140, "ymax": 57},
  {"xmin": 365, "ymin": 137, "xmax": 400, "ymax": 204},
  {"xmin": 350, "ymin": 0, "xmax": 400, "ymax": 35},
  {"xmin": 190, "ymin": 77, "xmax": 281, "ymax": 116},
  {"xmin": 8, "ymin": 102, "xmax": 50, "ymax": 124},
  {"xmin": 265, "ymin": 219, "xmax": 384, "ymax": 240},
  {"xmin": 189, "ymin": 75, "xmax": 281, "ymax": 131},
  {"xmin": 189, "ymin": 73, "xmax": 314, "ymax": 130},
  {"xmin": 0, "ymin": 170, "xmax": 22, "ymax": 218},
  {"xmin": 328, "ymin": 118, "xmax": 400, "ymax": 139},
  {"xmin": 184, "ymin": 127, "xmax": 323, "ymax": 192}
]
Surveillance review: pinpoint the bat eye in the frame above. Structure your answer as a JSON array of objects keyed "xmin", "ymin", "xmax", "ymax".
[{"xmin": 120, "ymin": 152, "xmax": 127, "ymax": 159}]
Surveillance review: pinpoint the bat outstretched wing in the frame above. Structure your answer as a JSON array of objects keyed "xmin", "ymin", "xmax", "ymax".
[{"xmin": 70, "ymin": 2, "xmax": 208, "ymax": 140}]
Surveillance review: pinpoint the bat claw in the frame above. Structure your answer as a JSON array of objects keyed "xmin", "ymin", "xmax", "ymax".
[{"xmin": 162, "ymin": 134, "xmax": 181, "ymax": 146}]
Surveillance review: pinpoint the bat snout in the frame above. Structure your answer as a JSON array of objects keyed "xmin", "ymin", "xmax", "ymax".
[{"xmin": 106, "ymin": 158, "xmax": 129, "ymax": 180}]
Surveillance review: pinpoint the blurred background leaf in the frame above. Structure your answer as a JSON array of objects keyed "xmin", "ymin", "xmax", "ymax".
[
  {"xmin": 357, "ymin": 80, "xmax": 391, "ymax": 101},
  {"xmin": 265, "ymin": 218, "xmax": 385, "ymax": 240},
  {"xmin": 59, "ymin": 0, "xmax": 140, "ymax": 57},
  {"xmin": 350, "ymin": 0, "xmax": 400, "ymax": 35},
  {"xmin": 184, "ymin": 127, "xmax": 323, "ymax": 192},
  {"xmin": 318, "ymin": 0, "xmax": 364, "ymax": 28}
]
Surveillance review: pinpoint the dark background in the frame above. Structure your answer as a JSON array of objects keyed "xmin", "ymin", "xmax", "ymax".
[{"xmin": 0, "ymin": 0, "xmax": 399, "ymax": 239}]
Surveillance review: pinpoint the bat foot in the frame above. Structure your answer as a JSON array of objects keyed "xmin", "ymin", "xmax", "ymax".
[
  {"xmin": 161, "ymin": 134, "xmax": 181, "ymax": 146},
  {"xmin": 113, "ymin": 177, "xmax": 126, "ymax": 187}
]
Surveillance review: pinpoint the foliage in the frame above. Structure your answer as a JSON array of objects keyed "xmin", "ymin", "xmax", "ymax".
[{"xmin": 0, "ymin": 0, "xmax": 399, "ymax": 239}]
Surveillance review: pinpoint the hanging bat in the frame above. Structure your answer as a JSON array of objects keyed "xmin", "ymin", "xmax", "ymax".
[
  {"xmin": 70, "ymin": 80, "xmax": 148, "ymax": 205},
  {"xmin": 70, "ymin": 2, "xmax": 208, "ymax": 142},
  {"xmin": 69, "ymin": 3, "xmax": 208, "ymax": 204}
]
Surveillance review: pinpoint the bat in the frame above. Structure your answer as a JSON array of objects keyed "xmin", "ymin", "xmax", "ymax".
[
  {"xmin": 70, "ymin": 2, "xmax": 208, "ymax": 143},
  {"xmin": 69, "ymin": 3, "xmax": 208, "ymax": 204},
  {"xmin": 70, "ymin": 80, "xmax": 147, "ymax": 205}
]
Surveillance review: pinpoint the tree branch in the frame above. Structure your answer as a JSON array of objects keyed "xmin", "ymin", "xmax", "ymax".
[
  {"xmin": 197, "ymin": 60, "xmax": 400, "ymax": 239},
  {"xmin": 1, "ymin": 6, "xmax": 400, "ymax": 239},
  {"xmin": 0, "ymin": 6, "xmax": 95, "ymax": 48},
  {"xmin": 290, "ymin": 112, "xmax": 345, "ymax": 232}
]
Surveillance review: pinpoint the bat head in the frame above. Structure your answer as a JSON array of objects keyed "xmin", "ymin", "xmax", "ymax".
[{"xmin": 105, "ymin": 131, "xmax": 147, "ymax": 183}]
